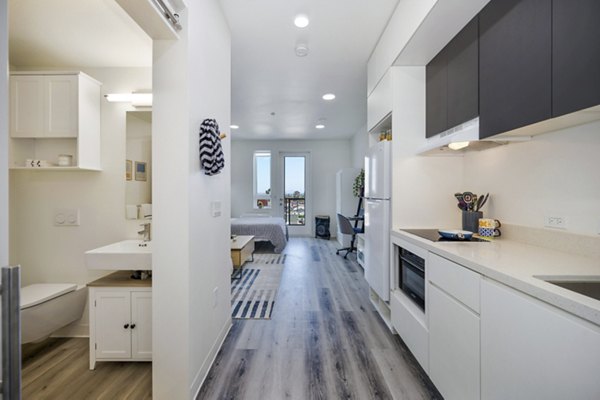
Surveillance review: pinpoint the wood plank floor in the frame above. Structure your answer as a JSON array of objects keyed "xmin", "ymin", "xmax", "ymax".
[
  {"xmin": 22, "ymin": 337, "xmax": 152, "ymax": 399},
  {"xmin": 198, "ymin": 238, "xmax": 441, "ymax": 400}
]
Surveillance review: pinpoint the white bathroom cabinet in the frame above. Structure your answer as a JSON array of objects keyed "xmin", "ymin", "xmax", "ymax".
[
  {"xmin": 9, "ymin": 71, "xmax": 102, "ymax": 170},
  {"xmin": 88, "ymin": 272, "xmax": 152, "ymax": 370}
]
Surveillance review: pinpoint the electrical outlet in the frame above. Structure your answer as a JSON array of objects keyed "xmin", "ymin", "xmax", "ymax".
[
  {"xmin": 213, "ymin": 287, "xmax": 219, "ymax": 308},
  {"xmin": 544, "ymin": 215, "xmax": 567, "ymax": 229},
  {"xmin": 54, "ymin": 208, "xmax": 80, "ymax": 226}
]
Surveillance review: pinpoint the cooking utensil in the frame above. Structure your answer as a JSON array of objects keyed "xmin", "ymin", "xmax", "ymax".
[
  {"xmin": 477, "ymin": 193, "xmax": 489, "ymax": 211},
  {"xmin": 475, "ymin": 195, "xmax": 484, "ymax": 212},
  {"xmin": 462, "ymin": 192, "xmax": 474, "ymax": 211},
  {"xmin": 438, "ymin": 229, "xmax": 474, "ymax": 240}
]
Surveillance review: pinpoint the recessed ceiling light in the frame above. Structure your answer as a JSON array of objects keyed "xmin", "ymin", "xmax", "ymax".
[
  {"xmin": 230, "ymin": 125, "xmax": 239, "ymax": 129},
  {"xmin": 322, "ymin": 93, "xmax": 336, "ymax": 101},
  {"xmin": 315, "ymin": 124, "xmax": 325, "ymax": 129},
  {"xmin": 294, "ymin": 14, "xmax": 310, "ymax": 28}
]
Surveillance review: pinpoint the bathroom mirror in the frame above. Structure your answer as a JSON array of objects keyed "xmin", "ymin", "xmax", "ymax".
[{"xmin": 125, "ymin": 111, "xmax": 152, "ymax": 219}]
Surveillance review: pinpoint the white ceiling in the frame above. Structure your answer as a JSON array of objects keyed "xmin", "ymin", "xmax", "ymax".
[
  {"xmin": 8, "ymin": 0, "xmax": 152, "ymax": 68},
  {"xmin": 220, "ymin": 0, "xmax": 399, "ymax": 140},
  {"xmin": 8, "ymin": 0, "xmax": 398, "ymax": 140}
]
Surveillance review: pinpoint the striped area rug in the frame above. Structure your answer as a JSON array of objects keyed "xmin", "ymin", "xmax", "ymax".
[{"xmin": 231, "ymin": 254, "xmax": 285, "ymax": 319}]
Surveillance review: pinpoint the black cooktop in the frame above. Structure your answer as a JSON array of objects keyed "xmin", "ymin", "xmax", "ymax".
[{"xmin": 402, "ymin": 229, "xmax": 488, "ymax": 242}]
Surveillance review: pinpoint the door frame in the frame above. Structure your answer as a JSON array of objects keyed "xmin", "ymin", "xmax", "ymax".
[{"xmin": 276, "ymin": 151, "xmax": 311, "ymax": 236}]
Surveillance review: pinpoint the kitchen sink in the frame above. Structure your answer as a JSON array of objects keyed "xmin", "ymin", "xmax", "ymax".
[{"xmin": 541, "ymin": 278, "xmax": 600, "ymax": 302}]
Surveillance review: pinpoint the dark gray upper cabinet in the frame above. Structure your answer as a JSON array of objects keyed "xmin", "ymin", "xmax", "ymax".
[
  {"xmin": 479, "ymin": 0, "xmax": 552, "ymax": 139},
  {"xmin": 426, "ymin": 17, "xmax": 478, "ymax": 138},
  {"xmin": 447, "ymin": 17, "xmax": 479, "ymax": 129},
  {"xmin": 426, "ymin": 48, "xmax": 448, "ymax": 138},
  {"xmin": 552, "ymin": 0, "xmax": 600, "ymax": 118}
]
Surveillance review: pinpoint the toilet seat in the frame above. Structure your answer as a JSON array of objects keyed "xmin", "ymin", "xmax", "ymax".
[{"xmin": 21, "ymin": 284, "xmax": 77, "ymax": 310}]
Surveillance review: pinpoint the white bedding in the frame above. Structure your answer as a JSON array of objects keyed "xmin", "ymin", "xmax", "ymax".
[{"xmin": 231, "ymin": 217, "xmax": 288, "ymax": 253}]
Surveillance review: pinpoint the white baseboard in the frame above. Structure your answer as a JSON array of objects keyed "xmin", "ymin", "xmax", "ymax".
[{"xmin": 190, "ymin": 317, "xmax": 232, "ymax": 399}]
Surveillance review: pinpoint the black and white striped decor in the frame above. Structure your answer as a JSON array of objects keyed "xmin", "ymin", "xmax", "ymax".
[
  {"xmin": 231, "ymin": 256, "xmax": 285, "ymax": 319},
  {"xmin": 199, "ymin": 118, "xmax": 225, "ymax": 176}
]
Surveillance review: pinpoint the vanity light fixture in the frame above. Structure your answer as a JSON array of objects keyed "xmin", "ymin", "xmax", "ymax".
[
  {"xmin": 104, "ymin": 92, "xmax": 153, "ymax": 107},
  {"xmin": 322, "ymin": 93, "xmax": 336, "ymax": 101},
  {"xmin": 448, "ymin": 141, "xmax": 470, "ymax": 150},
  {"xmin": 294, "ymin": 14, "xmax": 310, "ymax": 28},
  {"xmin": 230, "ymin": 125, "xmax": 239, "ymax": 129}
]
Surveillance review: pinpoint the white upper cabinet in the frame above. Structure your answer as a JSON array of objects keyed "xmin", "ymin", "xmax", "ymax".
[
  {"xmin": 367, "ymin": 69, "xmax": 392, "ymax": 132},
  {"xmin": 9, "ymin": 72, "xmax": 102, "ymax": 170},
  {"xmin": 11, "ymin": 74, "xmax": 81, "ymax": 138}
]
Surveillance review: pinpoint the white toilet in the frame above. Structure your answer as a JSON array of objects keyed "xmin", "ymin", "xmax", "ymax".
[{"xmin": 21, "ymin": 284, "xmax": 87, "ymax": 344}]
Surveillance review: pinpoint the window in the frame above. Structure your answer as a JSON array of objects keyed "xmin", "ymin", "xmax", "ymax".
[{"xmin": 253, "ymin": 151, "xmax": 271, "ymax": 209}]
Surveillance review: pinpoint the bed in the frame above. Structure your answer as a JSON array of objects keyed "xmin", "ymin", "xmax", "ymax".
[{"xmin": 231, "ymin": 215, "xmax": 288, "ymax": 253}]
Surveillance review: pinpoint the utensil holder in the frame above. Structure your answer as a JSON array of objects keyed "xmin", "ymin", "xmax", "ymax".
[{"xmin": 462, "ymin": 211, "xmax": 483, "ymax": 233}]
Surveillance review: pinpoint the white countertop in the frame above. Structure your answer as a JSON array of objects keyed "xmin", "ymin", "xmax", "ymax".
[{"xmin": 391, "ymin": 229, "xmax": 600, "ymax": 326}]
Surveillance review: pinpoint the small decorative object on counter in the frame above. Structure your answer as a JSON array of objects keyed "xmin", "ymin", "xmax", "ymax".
[{"xmin": 479, "ymin": 218, "xmax": 501, "ymax": 237}]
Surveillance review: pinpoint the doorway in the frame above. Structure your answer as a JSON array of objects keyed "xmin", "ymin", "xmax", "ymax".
[{"xmin": 278, "ymin": 152, "xmax": 310, "ymax": 236}]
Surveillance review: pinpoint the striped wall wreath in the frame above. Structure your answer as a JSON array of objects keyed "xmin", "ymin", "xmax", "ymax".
[{"xmin": 199, "ymin": 118, "xmax": 225, "ymax": 176}]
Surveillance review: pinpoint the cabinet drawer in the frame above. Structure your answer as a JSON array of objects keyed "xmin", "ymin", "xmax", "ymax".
[{"xmin": 428, "ymin": 253, "xmax": 480, "ymax": 313}]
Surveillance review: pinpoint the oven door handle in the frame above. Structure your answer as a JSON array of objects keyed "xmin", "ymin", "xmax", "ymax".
[{"xmin": 400, "ymin": 257, "xmax": 425, "ymax": 274}]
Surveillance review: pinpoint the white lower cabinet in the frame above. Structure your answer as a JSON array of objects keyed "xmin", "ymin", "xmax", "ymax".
[
  {"xmin": 481, "ymin": 279, "xmax": 600, "ymax": 400},
  {"xmin": 429, "ymin": 284, "xmax": 480, "ymax": 400},
  {"xmin": 89, "ymin": 286, "xmax": 152, "ymax": 369},
  {"xmin": 428, "ymin": 253, "xmax": 481, "ymax": 400}
]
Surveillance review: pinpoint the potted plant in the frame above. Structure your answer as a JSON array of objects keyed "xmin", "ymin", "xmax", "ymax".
[{"xmin": 353, "ymin": 169, "xmax": 364, "ymax": 197}]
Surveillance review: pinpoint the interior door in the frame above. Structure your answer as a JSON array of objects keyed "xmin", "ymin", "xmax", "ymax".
[{"xmin": 277, "ymin": 152, "xmax": 310, "ymax": 236}]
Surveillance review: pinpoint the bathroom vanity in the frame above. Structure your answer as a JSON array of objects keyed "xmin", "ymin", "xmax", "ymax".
[{"xmin": 87, "ymin": 271, "xmax": 152, "ymax": 370}]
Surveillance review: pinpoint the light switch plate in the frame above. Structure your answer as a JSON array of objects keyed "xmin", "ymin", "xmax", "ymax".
[
  {"xmin": 54, "ymin": 208, "xmax": 80, "ymax": 226},
  {"xmin": 210, "ymin": 201, "xmax": 222, "ymax": 217}
]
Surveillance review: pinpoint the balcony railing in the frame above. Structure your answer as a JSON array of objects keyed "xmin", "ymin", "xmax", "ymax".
[{"xmin": 284, "ymin": 197, "xmax": 305, "ymax": 226}]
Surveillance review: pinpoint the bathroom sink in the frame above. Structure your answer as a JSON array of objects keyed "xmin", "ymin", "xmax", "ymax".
[
  {"xmin": 538, "ymin": 277, "xmax": 600, "ymax": 302},
  {"xmin": 85, "ymin": 240, "xmax": 152, "ymax": 270}
]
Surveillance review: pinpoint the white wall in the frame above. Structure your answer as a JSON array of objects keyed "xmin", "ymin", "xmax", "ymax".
[
  {"xmin": 231, "ymin": 139, "xmax": 352, "ymax": 237},
  {"xmin": 1, "ymin": 0, "xmax": 8, "ymax": 268},
  {"xmin": 463, "ymin": 120, "xmax": 600, "ymax": 236},
  {"xmin": 391, "ymin": 67, "xmax": 463, "ymax": 230},
  {"xmin": 152, "ymin": 1, "xmax": 231, "ymax": 398},
  {"xmin": 351, "ymin": 124, "xmax": 368, "ymax": 169}
]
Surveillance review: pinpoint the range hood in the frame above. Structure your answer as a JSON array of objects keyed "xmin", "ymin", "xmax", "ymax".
[{"xmin": 418, "ymin": 117, "xmax": 506, "ymax": 155}]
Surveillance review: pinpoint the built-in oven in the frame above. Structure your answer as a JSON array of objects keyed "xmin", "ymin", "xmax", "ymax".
[{"xmin": 399, "ymin": 247, "xmax": 425, "ymax": 311}]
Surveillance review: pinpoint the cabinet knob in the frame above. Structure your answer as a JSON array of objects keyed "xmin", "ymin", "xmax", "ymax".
[
  {"xmin": 124, "ymin": 323, "xmax": 129, "ymax": 329},
  {"xmin": 130, "ymin": 324, "xmax": 136, "ymax": 329}
]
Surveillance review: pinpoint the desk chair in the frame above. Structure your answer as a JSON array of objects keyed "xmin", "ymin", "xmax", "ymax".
[{"xmin": 336, "ymin": 213, "xmax": 364, "ymax": 259}]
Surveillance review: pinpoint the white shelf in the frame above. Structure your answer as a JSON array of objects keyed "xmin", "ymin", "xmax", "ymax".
[{"xmin": 10, "ymin": 166, "xmax": 101, "ymax": 171}]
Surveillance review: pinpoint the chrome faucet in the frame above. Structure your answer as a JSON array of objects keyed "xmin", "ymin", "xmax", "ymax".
[{"xmin": 138, "ymin": 222, "xmax": 151, "ymax": 242}]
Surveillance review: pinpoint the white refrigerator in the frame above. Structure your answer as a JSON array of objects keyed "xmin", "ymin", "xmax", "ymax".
[{"xmin": 364, "ymin": 140, "xmax": 391, "ymax": 302}]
